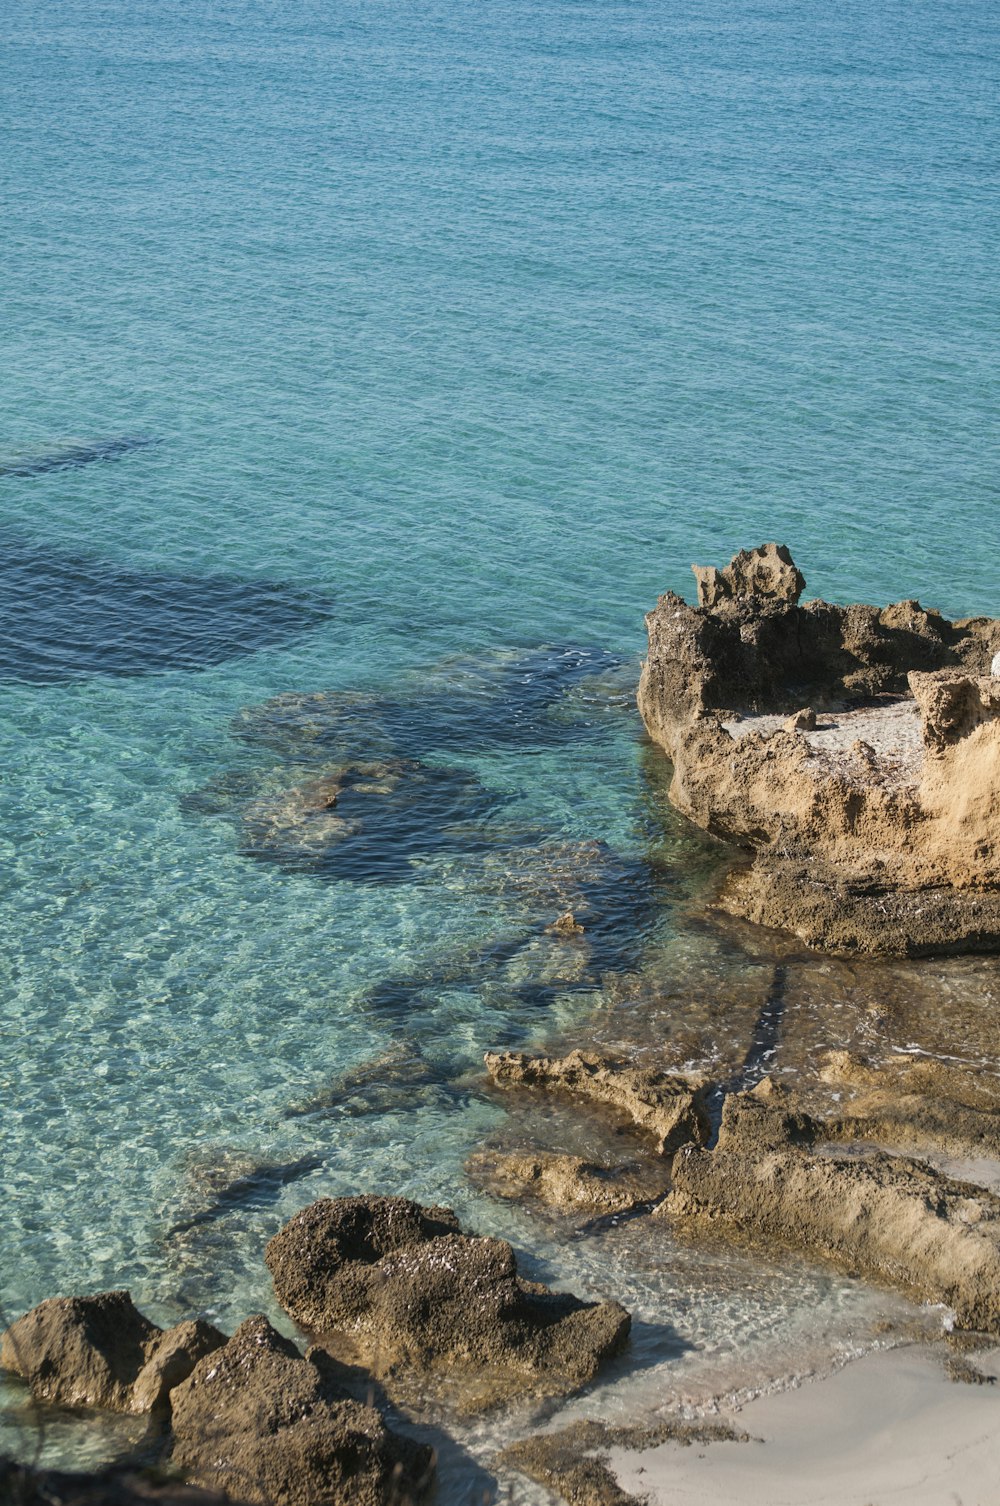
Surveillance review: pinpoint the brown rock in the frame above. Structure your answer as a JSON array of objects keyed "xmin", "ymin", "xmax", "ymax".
[
  {"xmin": 817, "ymin": 1051, "xmax": 1000, "ymax": 1160},
  {"xmin": 692, "ymin": 543, "xmax": 805, "ymax": 610},
  {"xmin": 661, "ymin": 1085, "xmax": 1000, "ymax": 1333},
  {"xmin": 466, "ymin": 1149, "xmax": 669, "ymax": 1216},
  {"xmin": 2, "ymin": 1291, "xmax": 160, "ymax": 1413},
  {"xmin": 546, "ymin": 911, "xmax": 585, "ymax": 936},
  {"xmin": 170, "ymin": 1316, "xmax": 432, "ymax": 1506},
  {"xmin": 483, "ymin": 1049, "xmax": 710, "ymax": 1155},
  {"xmin": 265, "ymin": 1197, "xmax": 630, "ymax": 1408},
  {"xmin": 637, "ymin": 546, "xmax": 1000, "ymax": 955},
  {"xmin": 132, "ymin": 1319, "xmax": 227, "ymax": 1414},
  {"xmin": 784, "ymin": 707, "xmax": 817, "ymax": 732}
]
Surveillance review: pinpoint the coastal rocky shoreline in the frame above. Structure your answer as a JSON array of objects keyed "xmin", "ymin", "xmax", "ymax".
[
  {"xmin": 6, "ymin": 1037, "xmax": 1000, "ymax": 1504},
  {"xmin": 6, "ymin": 553, "xmax": 1000, "ymax": 1504}
]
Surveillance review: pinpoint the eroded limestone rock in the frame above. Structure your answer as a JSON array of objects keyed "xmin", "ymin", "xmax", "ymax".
[
  {"xmin": 637, "ymin": 545, "xmax": 1000, "ymax": 955},
  {"xmin": 466, "ymin": 1149, "xmax": 670, "ymax": 1217},
  {"xmin": 265, "ymin": 1196, "xmax": 630, "ymax": 1407},
  {"xmin": 661, "ymin": 1083, "xmax": 1000, "ymax": 1333},
  {"xmin": 0, "ymin": 1291, "xmax": 224, "ymax": 1415},
  {"xmin": 483, "ymin": 1049, "xmax": 710, "ymax": 1155},
  {"xmin": 817, "ymin": 1051, "xmax": 1000, "ymax": 1161},
  {"xmin": 169, "ymin": 1316, "xmax": 432, "ymax": 1506}
]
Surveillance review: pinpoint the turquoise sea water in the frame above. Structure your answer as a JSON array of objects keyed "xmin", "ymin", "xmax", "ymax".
[{"xmin": 2, "ymin": 0, "xmax": 999, "ymax": 1491}]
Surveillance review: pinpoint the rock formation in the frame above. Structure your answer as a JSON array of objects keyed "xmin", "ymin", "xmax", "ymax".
[
  {"xmin": 169, "ymin": 1316, "xmax": 432, "ymax": 1506},
  {"xmin": 637, "ymin": 544, "xmax": 1000, "ymax": 954},
  {"xmin": 661, "ymin": 1080, "xmax": 1000, "ymax": 1333},
  {"xmin": 0, "ymin": 1291, "xmax": 224, "ymax": 1415},
  {"xmin": 465, "ymin": 1148, "xmax": 670, "ymax": 1217},
  {"xmin": 265, "ymin": 1196, "xmax": 630, "ymax": 1407},
  {"xmin": 483, "ymin": 1050, "xmax": 711, "ymax": 1155}
]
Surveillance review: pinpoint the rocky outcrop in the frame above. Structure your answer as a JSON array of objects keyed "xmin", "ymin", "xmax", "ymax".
[
  {"xmin": 466, "ymin": 1149, "xmax": 670, "ymax": 1217},
  {"xmin": 637, "ymin": 545, "xmax": 1000, "ymax": 955},
  {"xmin": 0, "ymin": 1291, "xmax": 224, "ymax": 1415},
  {"xmin": 265, "ymin": 1196, "xmax": 630, "ymax": 1407},
  {"xmin": 169, "ymin": 1316, "xmax": 432, "ymax": 1506},
  {"xmin": 661, "ymin": 1081, "xmax": 1000, "ymax": 1333},
  {"xmin": 483, "ymin": 1050, "xmax": 711, "ymax": 1155}
]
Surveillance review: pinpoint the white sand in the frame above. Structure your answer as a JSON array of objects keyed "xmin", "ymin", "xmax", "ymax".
[
  {"xmin": 610, "ymin": 1345, "xmax": 1000, "ymax": 1506},
  {"xmin": 722, "ymin": 699, "xmax": 924, "ymax": 786}
]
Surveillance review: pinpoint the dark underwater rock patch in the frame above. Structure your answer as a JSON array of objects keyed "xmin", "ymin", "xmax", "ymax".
[
  {"xmin": 163, "ymin": 1150, "xmax": 325, "ymax": 1239},
  {"xmin": 0, "ymin": 530, "xmax": 331, "ymax": 683},
  {"xmin": 0, "ymin": 1457, "xmax": 243, "ymax": 1506},
  {"xmin": 235, "ymin": 757, "xmax": 508, "ymax": 884},
  {"xmin": 231, "ymin": 646, "xmax": 628, "ymax": 762},
  {"xmin": 0, "ymin": 435, "xmax": 160, "ymax": 478}
]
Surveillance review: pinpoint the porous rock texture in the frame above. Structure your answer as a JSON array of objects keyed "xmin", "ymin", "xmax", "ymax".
[
  {"xmin": 465, "ymin": 1148, "xmax": 670, "ymax": 1217},
  {"xmin": 483, "ymin": 1049, "xmax": 711, "ymax": 1155},
  {"xmin": 265, "ymin": 1196, "xmax": 630, "ymax": 1407},
  {"xmin": 817, "ymin": 1050, "xmax": 1000, "ymax": 1161},
  {"xmin": 661, "ymin": 1081, "xmax": 1000, "ymax": 1333},
  {"xmin": 637, "ymin": 544, "xmax": 1000, "ymax": 955},
  {"xmin": 0, "ymin": 1290, "xmax": 225, "ymax": 1415},
  {"xmin": 169, "ymin": 1316, "xmax": 432, "ymax": 1506}
]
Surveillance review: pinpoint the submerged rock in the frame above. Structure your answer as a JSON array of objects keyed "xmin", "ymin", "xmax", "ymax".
[
  {"xmin": 169, "ymin": 1315, "xmax": 432, "ymax": 1506},
  {"xmin": 637, "ymin": 544, "xmax": 1000, "ymax": 955},
  {"xmin": 0, "ymin": 1291, "xmax": 224, "ymax": 1415},
  {"xmin": 466, "ymin": 1148, "xmax": 669, "ymax": 1217},
  {"xmin": 483, "ymin": 1049, "xmax": 711, "ymax": 1156},
  {"xmin": 661, "ymin": 1082, "xmax": 1000, "ymax": 1333},
  {"xmin": 264, "ymin": 1196, "xmax": 630, "ymax": 1408},
  {"xmin": 0, "ymin": 1457, "xmax": 242, "ymax": 1506}
]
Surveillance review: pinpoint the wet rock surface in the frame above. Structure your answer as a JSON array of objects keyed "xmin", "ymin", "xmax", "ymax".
[
  {"xmin": 264, "ymin": 1196, "xmax": 630, "ymax": 1408},
  {"xmin": 169, "ymin": 1316, "xmax": 433, "ymax": 1506},
  {"xmin": 465, "ymin": 1148, "xmax": 670, "ymax": 1217},
  {"xmin": 0, "ymin": 1292, "xmax": 224, "ymax": 1416},
  {"xmin": 638, "ymin": 544, "xmax": 1000, "ymax": 955},
  {"xmin": 662, "ymin": 1081, "xmax": 1000, "ymax": 1333},
  {"xmin": 0, "ymin": 1457, "xmax": 244, "ymax": 1506},
  {"xmin": 483, "ymin": 1049, "xmax": 711, "ymax": 1155}
]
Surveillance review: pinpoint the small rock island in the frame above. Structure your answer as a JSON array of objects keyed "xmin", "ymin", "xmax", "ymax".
[{"xmin": 638, "ymin": 544, "xmax": 1000, "ymax": 955}]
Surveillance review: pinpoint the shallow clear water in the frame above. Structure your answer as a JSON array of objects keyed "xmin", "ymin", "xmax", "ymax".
[{"xmin": 1, "ymin": 0, "xmax": 998, "ymax": 1493}]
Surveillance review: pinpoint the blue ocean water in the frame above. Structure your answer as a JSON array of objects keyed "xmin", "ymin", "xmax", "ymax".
[{"xmin": 1, "ymin": 0, "xmax": 998, "ymax": 1487}]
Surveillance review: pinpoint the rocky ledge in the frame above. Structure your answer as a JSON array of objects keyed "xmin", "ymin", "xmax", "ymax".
[{"xmin": 638, "ymin": 543, "xmax": 1000, "ymax": 955}]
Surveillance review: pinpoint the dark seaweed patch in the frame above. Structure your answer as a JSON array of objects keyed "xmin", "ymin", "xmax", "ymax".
[
  {"xmin": 0, "ymin": 530, "xmax": 332, "ymax": 682},
  {"xmin": 0, "ymin": 434, "xmax": 160, "ymax": 478}
]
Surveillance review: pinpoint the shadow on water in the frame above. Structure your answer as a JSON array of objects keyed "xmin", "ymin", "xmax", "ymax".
[
  {"xmin": 0, "ymin": 435, "xmax": 160, "ymax": 478},
  {"xmin": 0, "ymin": 530, "xmax": 333, "ymax": 683}
]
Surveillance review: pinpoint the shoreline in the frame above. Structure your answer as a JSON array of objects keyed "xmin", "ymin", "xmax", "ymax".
[{"xmin": 610, "ymin": 1340, "xmax": 1000, "ymax": 1506}]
